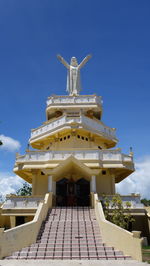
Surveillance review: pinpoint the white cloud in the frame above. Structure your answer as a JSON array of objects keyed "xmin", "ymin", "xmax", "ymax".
[
  {"xmin": 116, "ymin": 156, "xmax": 150, "ymax": 199},
  {"xmin": 0, "ymin": 134, "xmax": 21, "ymax": 152},
  {"xmin": 0, "ymin": 172, "xmax": 24, "ymax": 200}
]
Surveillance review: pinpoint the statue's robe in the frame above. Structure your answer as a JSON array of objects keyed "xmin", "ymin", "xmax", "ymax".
[{"xmin": 66, "ymin": 66, "xmax": 81, "ymax": 95}]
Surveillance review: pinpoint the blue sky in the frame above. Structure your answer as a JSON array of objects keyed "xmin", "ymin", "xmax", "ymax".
[{"xmin": 0, "ymin": 0, "xmax": 150, "ymax": 198}]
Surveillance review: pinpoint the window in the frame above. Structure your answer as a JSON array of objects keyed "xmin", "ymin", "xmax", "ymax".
[
  {"xmin": 102, "ymin": 170, "xmax": 106, "ymax": 175},
  {"xmin": 41, "ymin": 171, "xmax": 45, "ymax": 175}
]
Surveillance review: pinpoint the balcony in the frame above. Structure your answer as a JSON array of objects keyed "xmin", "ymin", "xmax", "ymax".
[
  {"xmin": 16, "ymin": 149, "xmax": 133, "ymax": 166},
  {"xmin": 2, "ymin": 195, "xmax": 44, "ymax": 209},
  {"xmin": 14, "ymin": 149, "xmax": 134, "ymax": 183},
  {"xmin": 99, "ymin": 194, "xmax": 144, "ymax": 209},
  {"xmin": 46, "ymin": 95, "xmax": 102, "ymax": 107},
  {"xmin": 82, "ymin": 116, "xmax": 116, "ymax": 139},
  {"xmin": 30, "ymin": 114, "xmax": 117, "ymax": 144}
]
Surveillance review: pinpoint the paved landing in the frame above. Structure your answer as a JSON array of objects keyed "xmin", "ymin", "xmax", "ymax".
[{"xmin": 0, "ymin": 259, "xmax": 148, "ymax": 266}]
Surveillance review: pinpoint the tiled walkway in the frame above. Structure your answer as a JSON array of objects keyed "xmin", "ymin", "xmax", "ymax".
[{"xmin": 6, "ymin": 207, "xmax": 132, "ymax": 260}]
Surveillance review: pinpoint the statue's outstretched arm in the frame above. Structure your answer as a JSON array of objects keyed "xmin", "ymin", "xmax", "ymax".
[
  {"xmin": 57, "ymin": 54, "xmax": 70, "ymax": 69},
  {"xmin": 78, "ymin": 54, "xmax": 92, "ymax": 69}
]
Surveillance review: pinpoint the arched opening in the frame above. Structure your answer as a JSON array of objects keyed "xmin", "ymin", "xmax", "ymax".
[{"xmin": 56, "ymin": 178, "xmax": 90, "ymax": 207}]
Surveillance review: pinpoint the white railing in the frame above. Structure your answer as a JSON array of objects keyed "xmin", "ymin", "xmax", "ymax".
[
  {"xmin": 46, "ymin": 95, "xmax": 102, "ymax": 106},
  {"xmin": 99, "ymin": 195, "xmax": 144, "ymax": 209},
  {"xmin": 94, "ymin": 194, "xmax": 143, "ymax": 261},
  {"xmin": 82, "ymin": 116, "xmax": 116, "ymax": 138},
  {"xmin": 30, "ymin": 114, "xmax": 116, "ymax": 140},
  {"xmin": 16, "ymin": 149, "xmax": 133, "ymax": 165},
  {"xmin": 2, "ymin": 196, "xmax": 44, "ymax": 209},
  {"xmin": 31, "ymin": 115, "xmax": 67, "ymax": 138}
]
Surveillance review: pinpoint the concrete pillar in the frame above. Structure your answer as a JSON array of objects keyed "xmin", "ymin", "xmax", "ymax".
[
  {"xmin": 111, "ymin": 176, "xmax": 115, "ymax": 194},
  {"xmin": 32, "ymin": 176, "xmax": 36, "ymax": 195},
  {"xmin": 10, "ymin": 216, "xmax": 16, "ymax": 228},
  {"xmin": 48, "ymin": 175, "xmax": 53, "ymax": 192},
  {"xmin": 52, "ymin": 181, "xmax": 56, "ymax": 195},
  {"xmin": 90, "ymin": 175, "xmax": 96, "ymax": 193}
]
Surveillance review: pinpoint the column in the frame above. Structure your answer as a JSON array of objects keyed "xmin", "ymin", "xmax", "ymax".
[
  {"xmin": 48, "ymin": 175, "xmax": 53, "ymax": 192},
  {"xmin": 111, "ymin": 175, "xmax": 115, "ymax": 194},
  {"xmin": 52, "ymin": 181, "xmax": 56, "ymax": 195},
  {"xmin": 32, "ymin": 176, "xmax": 36, "ymax": 195},
  {"xmin": 10, "ymin": 216, "xmax": 16, "ymax": 228},
  {"xmin": 90, "ymin": 175, "xmax": 96, "ymax": 193}
]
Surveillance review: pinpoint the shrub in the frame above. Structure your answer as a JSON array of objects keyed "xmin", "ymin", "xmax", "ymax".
[
  {"xmin": 16, "ymin": 182, "xmax": 32, "ymax": 196},
  {"xmin": 102, "ymin": 194, "xmax": 135, "ymax": 230}
]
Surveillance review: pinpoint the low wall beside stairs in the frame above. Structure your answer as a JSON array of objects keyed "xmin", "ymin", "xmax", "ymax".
[
  {"xmin": 0, "ymin": 192, "xmax": 53, "ymax": 259},
  {"xmin": 93, "ymin": 193, "xmax": 143, "ymax": 261}
]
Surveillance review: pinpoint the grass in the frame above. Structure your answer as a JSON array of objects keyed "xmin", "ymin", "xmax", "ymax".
[{"xmin": 142, "ymin": 246, "xmax": 150, "ymax": 264}]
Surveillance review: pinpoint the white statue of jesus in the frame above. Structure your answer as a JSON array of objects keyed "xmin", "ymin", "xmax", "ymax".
[{"xmin": 57, "ymin": 54, "xmax": 92, "ymax": 96}]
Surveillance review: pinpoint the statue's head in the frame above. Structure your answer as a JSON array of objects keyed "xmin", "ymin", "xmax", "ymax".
[{"xmin": 70, "ymin": 57, "xmax": 78, "ymax": 66}]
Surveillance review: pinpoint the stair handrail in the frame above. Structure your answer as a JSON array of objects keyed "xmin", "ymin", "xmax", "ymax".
[
  {"xmin": 0, "ymin": 192, "xmax": 52, "ymax": 259},
  {"xmin": 93, "ymin": 193, "xmax": 143, "ymax": 261}
]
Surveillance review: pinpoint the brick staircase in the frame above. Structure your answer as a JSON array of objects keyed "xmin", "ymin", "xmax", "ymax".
[{"xmin": 6, "ymin": 207, "xmax": 132, "ymax": 260}]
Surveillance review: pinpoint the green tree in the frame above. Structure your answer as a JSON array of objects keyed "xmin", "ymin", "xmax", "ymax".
[
  {"xmin": 141, "ymin": 198, "xmax": 150, "ymax": 206},
  {"xmin": 0, "ymin": 140, "xmax": 2, "ymax": 145},
  {"xmin": 102, "ymin": 194, "xmax": 135, "ymax": 231},
  {"xmin": 0, "ymin": 193, "xmax": 3, "ymax": 203},
  {"xmin": 16, "ymin": 182, "xmax": 32, "ymax": 196}
]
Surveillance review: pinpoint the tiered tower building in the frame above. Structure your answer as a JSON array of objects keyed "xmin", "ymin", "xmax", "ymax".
[
  {"xmin": 14, "ymin": 55, "xmax": 134, "ymax": 206},
  {"xmin": 0, "ymin": 55, "xmax": 147, "ymax": 262}
]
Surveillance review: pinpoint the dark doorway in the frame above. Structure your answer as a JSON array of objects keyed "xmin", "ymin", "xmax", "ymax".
[
  {"xmin": 56, "ymin": 178, "xmax": 68, "ymax": 206},
  {"xmin": 76, "ymin": 178, "xmax": 90, "ymax": 206},
  {"xmin": 16, "ymin": 216, "xmax": 25, "ymax": 226},
  {"xmin": 56, "ymin": 178, "xmax": 90, "ymax": 206}
]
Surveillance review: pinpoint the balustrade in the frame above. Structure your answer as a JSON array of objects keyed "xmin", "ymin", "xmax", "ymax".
[
  {"xmin": 30, "ymin": 114, "xmax": 116, "ymax": 140},
  {"xmin": 46, "ymin": 95, "xmax": 102, "ymax": 106},
  {"xmin": 16, "ymin": 149, "xmax": 133, "ymax": 164},
  {"xmin": 99, "ymin": 195, "xmax": 144, "ymax": 209},
  {"xmin": 3, "ymin": 196, "xmax": 44, "ymax": 209}
]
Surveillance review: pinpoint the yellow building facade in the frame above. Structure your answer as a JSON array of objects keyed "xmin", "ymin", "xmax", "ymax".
[
  {"xmin": 14, "ymin": 93, "xmax": 134, "ymax": 203},
  {"xmin": 0, "ymin": 55, "xmax": 149, "ymax": 261},
  {"xmin": 14, "ymin": 54, "xmax": 134, "ymax": 202}
]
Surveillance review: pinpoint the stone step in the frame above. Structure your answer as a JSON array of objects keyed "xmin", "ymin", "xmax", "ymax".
[{"xmin": 5, "ymin": 207, "xmax": 132, "ymax": 260}]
